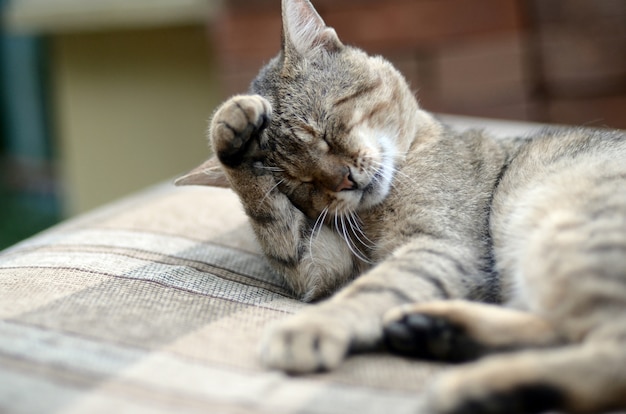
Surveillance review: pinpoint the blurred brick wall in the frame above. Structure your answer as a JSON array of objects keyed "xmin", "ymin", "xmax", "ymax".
[
  {"xmin": 210, "ymin": 0, "xmax": 626, "ymax": 129},
  {"xmin": 529, "ymin": 0, "xmax": 626, "ymax": 128}
]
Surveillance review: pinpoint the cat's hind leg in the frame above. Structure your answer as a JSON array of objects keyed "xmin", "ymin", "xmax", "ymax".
[
  {"xmin": 422, "ymin": 341, "xmax": 626, "ymax": 414},
  {"xmin": 383, "ymin": 300, "xmax": 561, "ymax": 362},
  {"xmin": 382, "ymin": 301, "xmax": 626, "ymax": 414}
]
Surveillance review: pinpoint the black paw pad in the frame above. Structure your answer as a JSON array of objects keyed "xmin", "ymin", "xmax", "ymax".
[
  {"xmin": 384, "ymin": 313, "xmax": 483, "ymax": 363},
  {"xmin": 216, "ymin": 121, "xmax": 264, "ymax": 168}
]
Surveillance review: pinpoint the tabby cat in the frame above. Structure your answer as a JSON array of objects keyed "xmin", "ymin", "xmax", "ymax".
[{"xmin": 177, "ymin": 0, "xmax": 626, "ymax": 412}]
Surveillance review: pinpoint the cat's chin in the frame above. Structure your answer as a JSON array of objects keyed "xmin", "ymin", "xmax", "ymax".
[
  {"xmin": 335, "ymin": 170, "xmax": 392, "ymax": 214},
  {"xmin": 358, "ymin": 131, "xmax": 398, "ymax": 211},
  {"xmin": 332, "ymin": 171, "xmax": 393, "ymax": 215},
  {"xmin": 359, "ymin": 177, "xmax": 392, "ymax": 211}
]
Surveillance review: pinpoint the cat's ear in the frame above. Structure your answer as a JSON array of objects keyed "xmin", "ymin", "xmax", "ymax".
[
  {"xmin": 174, "ymin": 157, "xmax": 230, "ymax": 188},
  {"xmin": 281, "ymin": 0, "xmax": 343, "ymax": 60}
]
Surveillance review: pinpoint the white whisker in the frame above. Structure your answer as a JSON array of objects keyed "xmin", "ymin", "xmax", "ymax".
[
  {"xmin": 308, "ymin": 206, "xmax": 329, "ymax": 264},
  {"xmin": 374, "ymin": 166, "xmax": 400, "ymax": 191},
  {"xmin": 368, "ymin": 158, "xmax": 417, "ymax": 188},
  {"xmin": 393, "ymin": 168, "xmax": 418, "ymax": 187},
  {"xmin": 347, "ymin": 211, "xmax": 375, "ymax": 249},
  {"xmin": 256, "ymin": 165, "xmax": 285, "ymax": 173},
  {"xmin": 364, "ymin": 162, "xmax": 399, "ymax": 192},
  {"xmin": 260, "ymin": 179, "xmax": 285, "ymax": 204},
  {"xmin": 338, "ymin": 213, "xmax": 373, "ymax": 264}
]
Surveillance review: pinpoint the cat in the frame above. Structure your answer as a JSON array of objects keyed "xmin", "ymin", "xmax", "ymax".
[{"xmin": 176, "ymin": 0, "xmax": 626, "ymax": 413}]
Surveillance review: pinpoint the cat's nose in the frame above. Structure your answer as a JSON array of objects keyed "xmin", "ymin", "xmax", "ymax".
[{"xmin": 335, "ymin": 171, "xmax": 356, "ymax": 192}]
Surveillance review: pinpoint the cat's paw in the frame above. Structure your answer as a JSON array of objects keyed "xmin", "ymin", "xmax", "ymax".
[
  {"xmin": 259, "ymin": 314, "xmax": 351, "ymax": 373},
  {"xmin": 423, "ymin": 356, "xmax": 565, "ymax": 414},
  {"xmin": 383, "ymin": 304, "xmax": 484, "ymax": 363},
  {"xmin": 210, "ymin": 94, "xmax": 272, "ymax": 167}
]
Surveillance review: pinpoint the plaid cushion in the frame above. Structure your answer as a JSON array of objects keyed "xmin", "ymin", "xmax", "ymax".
[
  {"xmin": 0, "ymin": 184, "xmax": 445, "ymax": 414},
  {"xmin": 0, "ymin": 117, "xmax": 543, "ymax": 413}
]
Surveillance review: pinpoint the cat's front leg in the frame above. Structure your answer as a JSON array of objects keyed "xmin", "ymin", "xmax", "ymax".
[
  {"xmin": 261, "ymin": 238, "xmax": 484, "ymax": 373},
  {"xmin": 259, "ymin": 264, "xmax": 446, "ymax": 373},
  {"xmin": 210, "ymin": 94, "xmax": 271, "ymax": 172},
  {"xmin": 210, "ymin": 95, "xmax": 355, "ymax": 300},
  {"xmin": 209, "ymin": 94, "xmax": 279, "ymax": 220}
]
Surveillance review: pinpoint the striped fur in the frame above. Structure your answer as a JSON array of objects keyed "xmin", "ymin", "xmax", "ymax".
[{"xmin": 182, "ymin": 0, "xmax": 626, "ymax": 412}]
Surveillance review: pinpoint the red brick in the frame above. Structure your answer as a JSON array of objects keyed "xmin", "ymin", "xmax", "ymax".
[
  {"xmin": 323, "ymin": 0, "xmax": 523, "ymax": 52},
  {"xmin": 436, "ymin": 34, "xmax": 530, "ymax": 107},
  {"xmin": 537, "ymin": 26, "xmax": 626, "ymax": 97},
  {"xmin": 531, "ymin": 0, "xmax": 626, "ymax": 97},
  {"xmin": 211, "ymin": 10, "xmax": 281, "ymax": 64},
  {"xmin": 447, "ymin": 100, "xmax": 539, "ymax": 122},
  {"xmin": 211, "ymin": 0, "xmax": 527, "ymax": 99},
  {"xmin": 548, "ymin": 95, "xmax": 626, "ymax": 129},
  {"xmin": 213, "ymin": 0, "xmax": 524, "ymax": 60}
]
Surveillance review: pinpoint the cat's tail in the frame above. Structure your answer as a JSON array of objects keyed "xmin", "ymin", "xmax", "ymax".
[{"xmin": 424, "ymin": 340, "xmax": 626, "ymax": 414}]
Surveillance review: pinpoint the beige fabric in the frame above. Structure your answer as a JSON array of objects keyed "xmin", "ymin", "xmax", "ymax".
[
  {"xmin": 0, "ymin": 117, "xmax": 548, "ymax": 413},
  {"xmin": 0, "ymin": 184, "xmax": 446, "ymax": 414}
]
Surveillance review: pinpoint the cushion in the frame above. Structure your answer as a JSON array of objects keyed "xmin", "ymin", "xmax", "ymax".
[
  {"xmin": 0, "ymin": 184, "xmax": 446, "ymax": 413},
  {"xmin": 0, "ymin": 116, "xmax": 542, "ymax": 413}
]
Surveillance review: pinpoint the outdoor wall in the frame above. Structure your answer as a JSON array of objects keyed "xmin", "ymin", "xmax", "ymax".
[
  {"xmin": 51, "ymin": 25, "xmax": 219, "ymax": 214},
  {"xmin": 210, "ymin": 0, "xmax": 626, "ymax": 129},
  {"xmin": 4, "ymin": 0, "xmax": 221, "ymax": 217}
]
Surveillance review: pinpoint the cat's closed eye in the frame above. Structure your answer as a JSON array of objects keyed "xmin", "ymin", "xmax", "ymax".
[{"xmin": 317, "ymin": 139, "xmax": 330, "ymax": 153}]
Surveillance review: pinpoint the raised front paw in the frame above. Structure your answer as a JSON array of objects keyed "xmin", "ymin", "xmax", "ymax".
[
  {"xmin": 210, "ymin": 94, "xmax": 272, "ymax": 168},
  {"xmin": 259, "ymin": 315, "xmax": 351, "ymax": 373}
]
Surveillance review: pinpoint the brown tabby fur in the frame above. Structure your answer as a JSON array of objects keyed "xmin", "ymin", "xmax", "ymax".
[{"xmin": 177, "ymin": 1, "xmax": 626, "ymax": 413}]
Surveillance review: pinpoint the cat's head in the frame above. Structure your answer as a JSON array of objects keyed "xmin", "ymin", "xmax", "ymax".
[{"xmin": 179, "ymin": 0, "xmax": 427, "ymax": 220}]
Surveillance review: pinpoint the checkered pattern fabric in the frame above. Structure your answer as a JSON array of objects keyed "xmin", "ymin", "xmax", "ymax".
[
  {"xmin": 0, "ymin": 184, "xmax": 447, "ymax": 414},
  {"xmin": 0, "ymin": 117, "xmax": 543, "ymax": 413}
]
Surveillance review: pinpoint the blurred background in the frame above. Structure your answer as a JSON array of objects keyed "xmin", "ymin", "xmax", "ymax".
[{"xmin": 1, "ymin": 0, "xmax": 625, "ymax": 249}]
